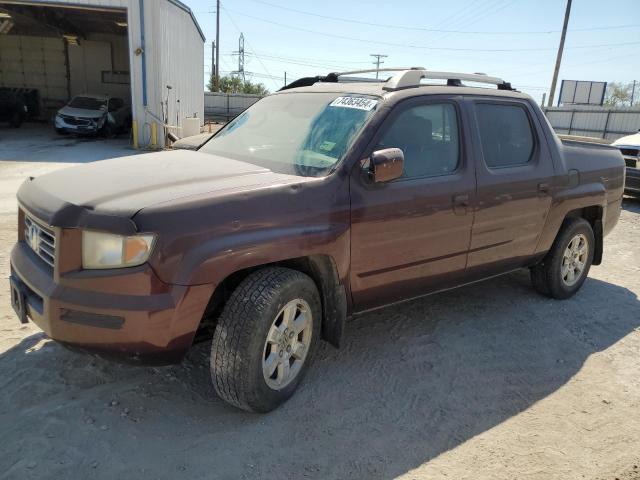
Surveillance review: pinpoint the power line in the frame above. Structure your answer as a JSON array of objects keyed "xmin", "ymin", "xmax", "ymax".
[
  {"xmin": 240, "ymin": 0, "xmax": 638, "ymax": 35},
  {"xmin": 221, "ymin": 9, "xmax": 640, "ymax": 53},
  {"xmin": 220, "ymin": 5, "xmax": 279, "ymax": 89}
]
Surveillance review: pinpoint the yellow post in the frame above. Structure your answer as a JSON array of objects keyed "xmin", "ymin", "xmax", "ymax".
[
  {"xmin": 132, "ymin": 120, "xmax": 139, "ymax": 149},
  {"xmin": 151, "ymin": 122, "xmax": 157, "ymax": 148}
]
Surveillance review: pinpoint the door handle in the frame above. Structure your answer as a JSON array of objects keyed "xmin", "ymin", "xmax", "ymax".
[
  {"xmin": 453, "ymin": 194, "xmax": 469, "ymax": 215},
  {"xmin": 537, "ymin": 182, "xmax": 550, "ymax": 194}
]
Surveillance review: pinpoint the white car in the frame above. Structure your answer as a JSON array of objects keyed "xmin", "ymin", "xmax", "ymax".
[
  {"xmin": 612, "ymin": 131, "xmax": 640, "ymax": 197},
  {"xmin": 54, "ymin": 94, "xmax": 131, "ymax": 136}
]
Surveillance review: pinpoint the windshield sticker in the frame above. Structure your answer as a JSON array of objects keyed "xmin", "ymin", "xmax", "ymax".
[{"xmin": 329, "ymin": 96, "xmax": 378, "ymax": 111}]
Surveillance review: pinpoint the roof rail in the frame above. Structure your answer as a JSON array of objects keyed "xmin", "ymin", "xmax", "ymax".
[
  {"xmin": 279, "ymin": 68, "xmax": 513, "ymax": 92},
  {"xmin": 333, "ymin": 67, "xmax": 425, "ymax": 77},
  {"xmin": 382, "ymin": 69, "xmax": 513, "ymax": 91}
]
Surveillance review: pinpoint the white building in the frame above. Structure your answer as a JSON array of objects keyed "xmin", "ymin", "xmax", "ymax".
[{"xmin": 0, "ymin": 0, "xmax": 205, "ymax": 146}]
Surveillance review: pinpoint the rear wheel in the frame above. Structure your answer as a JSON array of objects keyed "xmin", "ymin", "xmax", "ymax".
[
  {"xmin": 210, "ymin": 267, "xmax": 321, "ymax": 412},
  {"xmin": 530, "ymin": 218, "xmax": 594, "ymax": 299}
]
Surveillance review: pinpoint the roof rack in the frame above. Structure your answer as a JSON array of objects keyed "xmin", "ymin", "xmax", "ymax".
[
  {"xmin": 381, "ymin": 69, "xmax": 513, "ymax": 91},
  {"xmin": 279, "ymin": 68, "xmax": 513, "ymax": 92}
]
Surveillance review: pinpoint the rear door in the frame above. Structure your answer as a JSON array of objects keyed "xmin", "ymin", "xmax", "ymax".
[
  {"xmin": 349, "ymin": 96, "xmax": 476, "ymax": 312},
  {"xmin": 467, "ymin": 98, "xmax": 555, "ymax": 276}
]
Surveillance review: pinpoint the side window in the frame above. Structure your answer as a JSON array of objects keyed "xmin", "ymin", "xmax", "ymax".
[
  {"xmin": 376, "ymin": 103, "xmax": 459, "ymax": 179},
  {"xmin": 476, "ymin": 103, "xmax": 534, "ymax": 168}
]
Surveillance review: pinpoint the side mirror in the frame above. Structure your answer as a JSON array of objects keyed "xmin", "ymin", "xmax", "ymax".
[{"xmin": 369, "ymin": 148, "xmax": 404, "ymax": 183}]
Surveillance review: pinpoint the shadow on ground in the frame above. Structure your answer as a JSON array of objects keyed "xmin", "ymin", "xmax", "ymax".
[
  {"xmin": 0, "ymin": 271, "xmax": 638, "ymax": 479},
  {"xmin": 0, "ymin": 123, "xmax": 137, "ymax": 163}
]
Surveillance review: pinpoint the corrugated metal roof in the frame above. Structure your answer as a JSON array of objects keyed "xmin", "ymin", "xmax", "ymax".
[{"xmin": 166, "ymin": 0, "xmax": 205, "ymax": 42}]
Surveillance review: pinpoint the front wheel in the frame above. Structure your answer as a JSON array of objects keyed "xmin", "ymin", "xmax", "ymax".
[
  {"xmin": 530, "ymin": 218, "xmax": 595, "ymax": 299},
  {"xmin": 211, "ymin": 267, "xmax": 321, "ymax": 412}
]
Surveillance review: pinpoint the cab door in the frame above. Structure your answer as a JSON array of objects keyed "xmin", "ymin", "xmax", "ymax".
[
  {"xmin": 349, "ymin": 96, "xmax": 476, "ymax": 312},
  {"xmin": 466, "ymin": 98, "xmax": 555, "ymax": 277}
]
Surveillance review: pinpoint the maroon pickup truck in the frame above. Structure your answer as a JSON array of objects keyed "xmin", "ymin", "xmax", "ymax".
[{"xmin": 10, "ymin": 69, "xmax": 625, "ymax": 412}]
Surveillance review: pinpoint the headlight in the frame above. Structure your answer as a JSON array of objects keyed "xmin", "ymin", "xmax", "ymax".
[
  {"xmin": 82, "ymin": 230, "xmax": 156, "ymax": 269},
  {"xmin": 97, "ymin": 116, "xmax": 106, "ymax": 127}
]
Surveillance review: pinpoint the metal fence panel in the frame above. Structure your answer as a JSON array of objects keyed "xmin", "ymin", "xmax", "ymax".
[
  {"xmin": 543, "ymin": 106, "xmax": 640, "ymax": 141},
  {"xmin": 204, "ymin": 92, "xmax": 263, "ymax": 121}
]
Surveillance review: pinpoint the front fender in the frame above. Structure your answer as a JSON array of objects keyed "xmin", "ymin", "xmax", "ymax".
[{"xmin": 173, "ymin": 223, "xmax": 350, "ymax": 287}]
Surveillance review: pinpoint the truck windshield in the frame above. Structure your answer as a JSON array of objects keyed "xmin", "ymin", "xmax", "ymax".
[{"xmin": 200, "ymin": 92, "xmax": 379, "ymax": 177}]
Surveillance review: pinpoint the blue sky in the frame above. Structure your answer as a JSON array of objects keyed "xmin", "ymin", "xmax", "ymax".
[{"xmin": 188, "ymin": 0, "xmax": 640, "ymax": 103}]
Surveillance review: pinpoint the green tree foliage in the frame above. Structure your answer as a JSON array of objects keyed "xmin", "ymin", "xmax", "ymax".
[
  {"xmin": 207, "ymin": 75, "xmax": 269, "ymax": 96},
  {"xmin": 604, "ymin": 82, "xmax": 635, "ymax": 107}
]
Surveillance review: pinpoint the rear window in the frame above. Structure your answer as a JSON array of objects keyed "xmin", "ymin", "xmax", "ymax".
[{"xmin": 476, "ymin": 103, "xmax": 535, "ymax": 168}]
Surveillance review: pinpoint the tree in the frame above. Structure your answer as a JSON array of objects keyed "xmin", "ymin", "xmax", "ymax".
[
  {"xmin": 207, "ymin": 74, "xmax": 269, "ymax": 96},
  {"xmin": 604, "ymin": 82, "xmax": 633, "ymax": 107}
]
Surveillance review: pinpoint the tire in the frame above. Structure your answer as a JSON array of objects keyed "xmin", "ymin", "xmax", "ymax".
[
  {"xmin": 530, "ymin": 217, "xmax": 595, "ymax": 299},
  {"xmin": 101, "ymin": 123, "xmax": 115, "ymax": 138},
  {"xmin": 211, "ymin": 267, "xmax": 321, "ymax": 412},
  {"xmin": 9, "ymin": 112, "xmax": 23, "ymax": 128}
]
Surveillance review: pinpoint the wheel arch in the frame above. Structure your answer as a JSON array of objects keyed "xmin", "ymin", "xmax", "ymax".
[
  {"xmin": 562, "ymin": 205, "xmax": 603, "ymax": 265},
  {"xmin": 196, "ymin": 255, "xmax": 347, "ymax": 348}
]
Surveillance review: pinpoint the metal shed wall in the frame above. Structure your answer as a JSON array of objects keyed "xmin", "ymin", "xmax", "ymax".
[{"xmin": 143, "ymin": 0, "xmax": 204, "ymax": 139}]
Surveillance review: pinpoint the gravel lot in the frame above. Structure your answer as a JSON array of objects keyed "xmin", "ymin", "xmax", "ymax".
[{"xmin": 0, "ymin": 141, "xmax": 639, "ymax": 479}]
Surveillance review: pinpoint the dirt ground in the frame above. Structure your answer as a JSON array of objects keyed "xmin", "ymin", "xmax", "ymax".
[{"xmin": 0, "ymin": 142, "xmax": 639, "ymax": 479}]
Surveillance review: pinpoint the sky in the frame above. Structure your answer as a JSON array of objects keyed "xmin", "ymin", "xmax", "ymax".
[{"xmin": 188, "ymin": 0, "xmax": 640, "ymax": 104}]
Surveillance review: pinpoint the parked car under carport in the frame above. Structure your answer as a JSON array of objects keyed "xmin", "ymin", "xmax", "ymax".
[{"xmin": 54, "ymin": 94, "xmax": 131, "ymax": 137}]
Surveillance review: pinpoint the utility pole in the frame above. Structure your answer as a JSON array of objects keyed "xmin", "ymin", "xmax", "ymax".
[
  {"xmin": 548, "ymin": 0, "xmax": 572, "ymax": 107},
  {"xmin": 284, "ymin": 71, "xmax": 287, "ymax": 87},
  {"xmin": 370, "ymin": 54, "xmax": 388, "ymax": 79},
  {"xmin": 211, "ymin": 40, "xmax": 215, "ymax": 89},
  {"xmin": 631, "ymin": 80, "xmax": 637, "ymax": 106},
  {"xmin": 215, "ymin": 0, "xmax": 220, "ymax": 91}
]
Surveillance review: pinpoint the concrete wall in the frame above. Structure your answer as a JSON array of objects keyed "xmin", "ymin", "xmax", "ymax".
[
  {"xmin": 0, "ymin": 32, "xmax": 130, "ymax": 118},
  {"xmin": 0, "ymin": 35, "xmax": 67, "ymax": 103},
  {"xmin": 67, "ymin": 34, "xmax": 130, "ymax": 101}
]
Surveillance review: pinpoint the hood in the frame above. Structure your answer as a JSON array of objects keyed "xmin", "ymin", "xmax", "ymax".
[
  {"xmin": 612, "ymin": 132, "xmax": 640, "ymax": 147},
  {"xmin": 58, "ymin": 105, "xmax": 106, "ymax": 119},
  {"xmin": 18, "ymin": 150, "xmax": 305, "ymax": 234}
]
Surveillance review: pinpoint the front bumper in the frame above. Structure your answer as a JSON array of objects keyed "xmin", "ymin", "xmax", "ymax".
[
  {"xmin": 54, "ymin": 115, "xmax": 100, "ymax": 134},
  {"xmin": 10, "ymin": 240, "xmax": 213, "ymax": 364},
  {"xmin": 625, "ymin": 167, "xmax": 640, "ymax": 196}
]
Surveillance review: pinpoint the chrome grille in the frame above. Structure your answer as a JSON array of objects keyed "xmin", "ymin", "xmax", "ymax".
[{"xmin": 24, "ymin": 214, "xmax": 56, "ymax": 268}]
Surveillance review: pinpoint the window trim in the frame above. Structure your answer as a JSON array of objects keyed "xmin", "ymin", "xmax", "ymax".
[
  {"xmin": 473, "ymin": 100, "xmax": 538, "ymax": 171},
  {"xmin": 366, "ymin": 97, "xmax": 464, "ymax": 182}
]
